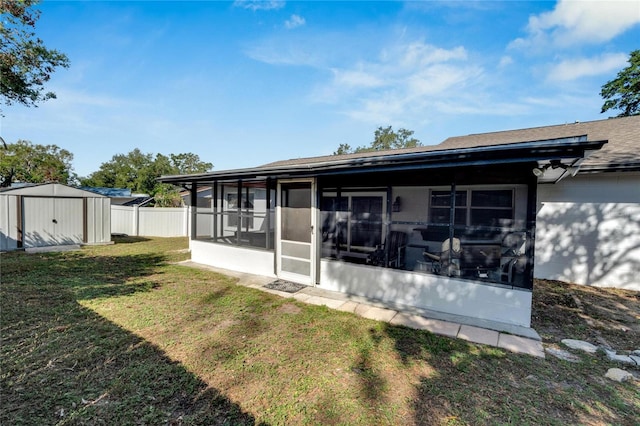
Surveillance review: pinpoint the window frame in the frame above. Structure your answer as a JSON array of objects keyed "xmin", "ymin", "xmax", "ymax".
[
  {"xmin": 321, "ymin": 190, "xmax": 387, "ymax": 257},
  {"xmin": 428, "ymin": 186, "xmax": 515, "ymax": 229}
]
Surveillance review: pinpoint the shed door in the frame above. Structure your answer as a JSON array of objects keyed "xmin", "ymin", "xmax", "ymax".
[{"xmin": 23, "ymin": 197, "xmax": 84, "ymax": 248}]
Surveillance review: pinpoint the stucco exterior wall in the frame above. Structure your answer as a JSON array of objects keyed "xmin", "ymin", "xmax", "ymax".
[
  {"xmin": 535, "ymin": 172, "xmax": 640, "ymax": 290},
  {"xmin": 320, "ymin": 259, "xmax": 532, "ymax": 327},
  {"xmin": 190, "ymin": 239, "xmax": 276, "ymax": 278}
]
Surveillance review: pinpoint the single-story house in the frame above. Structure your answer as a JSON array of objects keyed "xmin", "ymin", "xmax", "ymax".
[
  {"xmin": 439, "ymin": 116, "xmax": 640, "ymax": 290},
  {"xmin": 0, "ymin": 183, "xmax": 111, "ymax": 250},
  {"xmin": 160, "ymin": 127, "xmax": 609, "ymax": 330}
]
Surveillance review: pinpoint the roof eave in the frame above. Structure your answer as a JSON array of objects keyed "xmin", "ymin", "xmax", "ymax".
[
  {"xmin": 577, "ymin": 163, "xmax": 640, "ymax": 174},
  {"xmin": 158, "ymin": 138, "xmax": 607, "ymax": 185}
]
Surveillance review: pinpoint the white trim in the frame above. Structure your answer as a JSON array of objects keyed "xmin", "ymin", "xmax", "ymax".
[{"xmin": 276, "ymin": 179, "xmax": 317, "ymax": 285}]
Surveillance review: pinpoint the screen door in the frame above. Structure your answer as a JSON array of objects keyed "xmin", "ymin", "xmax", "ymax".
[{"xmin": 277, "ymin": 180, "xmax": 316, "ymax": 285}]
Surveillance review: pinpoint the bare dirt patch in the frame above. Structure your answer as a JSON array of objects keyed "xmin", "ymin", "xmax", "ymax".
[
  {"xmin": 278, "ymin": 303, "xmax": 302, "ymax": 314},
  {"xmin": 533, "ymin": 279, "xmax": 640, "ymax": 350}
]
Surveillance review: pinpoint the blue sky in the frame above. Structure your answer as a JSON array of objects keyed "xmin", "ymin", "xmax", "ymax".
[{"xmin": 2, "ymin": 0, "xmax": 639, "ymax": 178}]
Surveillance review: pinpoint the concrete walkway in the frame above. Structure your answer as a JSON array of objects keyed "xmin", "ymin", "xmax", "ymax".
[{"xmin": 180, "ymin": 261, "xmax": 545, "ymax": 358}]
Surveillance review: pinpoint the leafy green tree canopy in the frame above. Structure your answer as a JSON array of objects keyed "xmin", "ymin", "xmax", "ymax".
[
  {"xmin": 1, "ymin": 0, "xmax": 70, "ymax": 111},
  {"xmin": 333, "ymin": 126, "xmax": 422, "ymax": 155},
  {"xmin": 0, "ymin": 139, "xmax": 74, "ymax": 187},
  {"xmin": 600, "ymin": 50, "xmax": 640, "ymax": 117},
  {"xmin": 80, "ymin": 149, "xmax": 213, "ymax": 198}
]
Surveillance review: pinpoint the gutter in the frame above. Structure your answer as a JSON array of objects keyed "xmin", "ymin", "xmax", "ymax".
[{"xmin": 158, "ymin": 137, "xmax": 607, "ymax": 184}]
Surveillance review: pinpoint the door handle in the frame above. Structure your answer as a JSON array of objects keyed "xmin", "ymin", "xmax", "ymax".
[{"xmin": 52, "ymin": 219, "xmax": 58, "ymax": 224}]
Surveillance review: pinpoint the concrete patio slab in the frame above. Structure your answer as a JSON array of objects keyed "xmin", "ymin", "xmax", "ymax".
[
  {"xmin": 292, "ymin": 293, "xmax": 313, "ymax": 302},
  {"xmin": 336, "ymin": 301, "xmax": 359, "ymax": 313},
  {"xmin": 458, "ymin": 325, "xmax": 500, "ymax": 346},
  {"xmin": 354, "ymin": 305, "xmax": 398, "ymax": 322},
  {"xmin": 498, "ymin": 334, "xmax": 545, "ymax": 358},
  {"xmin": 26, "ymin": 244, "xmax": 81, "ymax": 253},
  {"xmin": 390, "ymin": 313, "xmax": 461, "ymax": 338},
  {"xmin": 304, "ymin": 296, "xmax": 347, "ymax": 309}
]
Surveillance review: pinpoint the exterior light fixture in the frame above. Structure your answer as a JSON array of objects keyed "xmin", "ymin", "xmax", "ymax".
[
  {"xmin": 392, "ymin": 196, "xmax": 401, "ymax": 212},
  {"xmin": 532, "ymin": 165, "xmax": 549, "ymax": 177},
  {"xmin": 533, "ymin": 160, "xmax": 570, "ymax": 177}
]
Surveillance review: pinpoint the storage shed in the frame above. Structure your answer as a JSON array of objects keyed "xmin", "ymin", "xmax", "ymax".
[{"xmin": 0, "ymin": 183, "xmax": 111, "ymax": 251}]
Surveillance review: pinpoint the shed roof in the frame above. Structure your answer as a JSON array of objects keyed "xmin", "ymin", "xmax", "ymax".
[{"xmin": 0, "ymin": 183, "xmax": 107, "ymax": 197}]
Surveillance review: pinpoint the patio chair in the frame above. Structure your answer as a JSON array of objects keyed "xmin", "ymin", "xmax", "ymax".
[
  {"xmin": 423, "ymin": 237, "xmax": 462, "ymax": 276},
  {"xmin": 499, "ymin": 232, "xmax": 527, "ymax": 283},
  {"xmin": 367, "ymin": 231, "xmax": 408, "ymax": 268}
]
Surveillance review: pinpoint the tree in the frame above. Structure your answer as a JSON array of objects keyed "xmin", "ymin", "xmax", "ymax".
[
  {"xmin": 81, "ymin": 149, "xmax": 213, "ymax": 200},
  {"xmin": 333, "ymin": 126, "xmax": 422, "ymax": 155},
  {"xmin": 0, "ymin": 139, "xmax": 74, "ymax": 187},
  {"xmin": 81, "ymin": 149, "xmax": 155, "ymax": 194},
  {"xmin": 169, "ymin": 153, "xmax": 213, "ymax": 175},
  {"xmin": 600, "ymin": 50, "xmax": 640, "ymax": 117},
  {"xmin": 1, "ymin": 0, "xmax": 70, "ymax": 111}
]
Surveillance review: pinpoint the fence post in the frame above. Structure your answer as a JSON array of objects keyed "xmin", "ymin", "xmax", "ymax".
[
  {"xmin": 133, "ymin": 205, "xmax": 139, "ymax": 236},
  {"xmin": 184, "ymin": 206, "xmax": 189, "ymax": 237}
]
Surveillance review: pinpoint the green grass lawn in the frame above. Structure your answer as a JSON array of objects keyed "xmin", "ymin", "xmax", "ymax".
[{"xmin": 1, "ymin": 237, "xmax": 638, "ymax": 425}]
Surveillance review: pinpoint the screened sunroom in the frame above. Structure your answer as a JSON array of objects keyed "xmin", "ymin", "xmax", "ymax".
[{"xmin": 160, "ymin": 136, "xmax": 605, "ymax": 328}]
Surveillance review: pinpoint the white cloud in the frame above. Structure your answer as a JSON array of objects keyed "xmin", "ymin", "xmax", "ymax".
[
  {"xmin": 510, "ymin": 0, "xmax": 640, "ymax": 49},
  {"xmin": 382, "ymin": 42, "xmax": 467, "ymax": 68},
  {"xmin": 233, "ymin": 0, "xmax": 285, "ymax": 12},
  {"xmin": 312, "ymin": 41, "xmax": 486, "ymax": 124},
  {"xmin": 285, "ymin": 14, "xmax": 305, "ymax": 29},
  {"xmin": 498, "ymin": 56, "xmax": 513, "ymax": 68},
  {"xmin": 244, "ymin": 40, "xmax": 321, "ymax": 66},
  {"xmin": 330, "ymin": 68, "xmax": 384, "ymax": 89},
  {"xmin": 547, "ymin": 52, "xmax": 629, "ymax": 82}
]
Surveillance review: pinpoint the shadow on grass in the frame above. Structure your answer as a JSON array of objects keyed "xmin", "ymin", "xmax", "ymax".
[
  {"xmin": 111, "ymin": 235, "xmax": 151, "ymax": 244},
  {"xmin": 0, "ymin": 257, "xmax": 265, "ymax": 425},
  {"xmin": 3, "ymin": 248, "xmax": 168, "ymax": 301},
  {"xmin": 376, "ymin": 320, "xmax": 638, "ymax": 425}
]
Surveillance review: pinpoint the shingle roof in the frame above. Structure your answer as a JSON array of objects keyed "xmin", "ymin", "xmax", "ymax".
[
  {"xmin": 438, "ymin": 115, "xmax": 640, "ymax": 172},
  {"xmin": 263, "ymin": 115, "xmax": 640, "ymax": 173},
  {"xmin": 260, "ymin": 142, "xmax": 450, "ymax": 168}
]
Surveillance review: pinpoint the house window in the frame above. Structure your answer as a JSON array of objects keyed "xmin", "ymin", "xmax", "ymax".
[
  {"xmin": 429, "ymin": 191, "xmax": 467, "ymax": 226},
  {"xmin": 429, "ymin": 189, "xmax": 513, "ymax": 228},
  {"xmin": 470, "ymin": 190, "xmax": 513, "ymax": 227}
]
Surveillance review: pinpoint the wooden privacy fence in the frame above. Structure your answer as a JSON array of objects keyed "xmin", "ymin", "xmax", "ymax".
[{"xmin": 111, "ymin": 205, "xmax": 189, "ymax": 237}]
